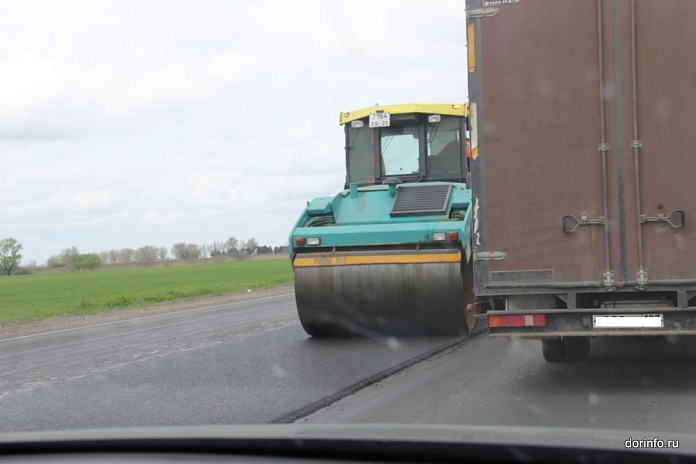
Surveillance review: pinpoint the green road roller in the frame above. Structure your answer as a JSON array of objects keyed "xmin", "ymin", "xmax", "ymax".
[{"xmin": 289, "ymin": 103, "xmax": 475, "ymax": 337}]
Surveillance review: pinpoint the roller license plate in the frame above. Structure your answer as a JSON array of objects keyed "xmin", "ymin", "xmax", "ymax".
[
  {"xmin": 593, "ymin": 314, "xmax": 663, "ymax": 328},
  {"xmin": 369, "ymin": 112, "xmax": 390, "ymax": 128}
]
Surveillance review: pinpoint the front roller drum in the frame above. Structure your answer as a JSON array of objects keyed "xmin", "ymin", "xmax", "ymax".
[{"xmin": 294, "ymin": 255, "xmax": 470, "ymax": 337}]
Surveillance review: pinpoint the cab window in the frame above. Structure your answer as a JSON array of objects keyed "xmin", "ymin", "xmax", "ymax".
[
  {"xmin": 380, "ymin": 125, "xmax": 420, "ymax": 176},
  {"xmin": 346, "ymin": 126, "xmax": 373, "ymax": 185},
  {"xmin": 426, "ymin": 117, "xmax": 461, "ymax": 180}
]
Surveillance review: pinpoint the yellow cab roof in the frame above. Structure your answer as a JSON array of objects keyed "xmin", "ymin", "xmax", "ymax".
[{"xmin": 339, "ymin": 103, "xmax": 467, "ymax": 125}]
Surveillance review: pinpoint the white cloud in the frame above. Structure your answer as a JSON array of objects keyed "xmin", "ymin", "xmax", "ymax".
[
  {"xmin": 141, "ymin": 209, "xmax": 187, "ymax": 225},
  {"xmin": 0, "ymin": 0, "xmax": 468, "ymax": 263},
  {"xmin": 0, "ymin": 53, "xmax": 70, "ymax": 125},
  {"xmin": 2, "ymin": 188, "xmax": 116, "ymax": 217}
]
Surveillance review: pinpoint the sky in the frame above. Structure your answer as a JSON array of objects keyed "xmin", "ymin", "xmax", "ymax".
[{"xmin": 1, "ymin": 0, "xmax": 468, "ymax": 264}]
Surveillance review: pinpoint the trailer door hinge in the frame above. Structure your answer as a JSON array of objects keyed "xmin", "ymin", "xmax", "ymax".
[
  {"xmin": 474, "ymin": 251, "xmax": 507, "ymax": 261},
  {"xmin": 603, "ymin": 270, "xmax": 615, "ymax": 290},
  {"xmin": 598, "ymin": 143, "xmax": 610, "ymax": 152},
  {"xmin": 631, "ymin": 139, "xmax": 642, "ymax": 149},
  {"xmin": 636, "ymin": 268, "xmax": 648, "ymax": 289},
  {"xmin": 468, "ymin": 7, "xmax": 499, "ymax": 18}
]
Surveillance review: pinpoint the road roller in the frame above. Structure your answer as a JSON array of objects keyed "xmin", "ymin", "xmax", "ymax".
[{"xmin": 289, "ymin": 103, "xmax": 475, "ymax": 337}]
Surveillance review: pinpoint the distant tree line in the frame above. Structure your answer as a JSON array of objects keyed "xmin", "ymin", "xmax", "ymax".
[
  {"xmin": 203, "ymin": 237, "xmax": 288, "ymax": 257},
  {"xmin": 45, "ymin": 238, "xmax": 290, "ymax": 270},
  {"xmin": 45, "ymin": 247, "xmax": 102, "ymax": 271}
]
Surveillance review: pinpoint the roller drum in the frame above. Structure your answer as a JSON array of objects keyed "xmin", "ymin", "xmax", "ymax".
[{"xmin": 294, "ymin": 259, "xmax": 470, "ymax": 337}]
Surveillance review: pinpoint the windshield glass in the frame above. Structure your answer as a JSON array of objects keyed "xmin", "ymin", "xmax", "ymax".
[
  {"xmin": 427, "ymin": 117, "xmax": 461, "ymax": 180},
  {"xmin": 380, "ymin": 125, "xmax": 420, "ymax": 176}
]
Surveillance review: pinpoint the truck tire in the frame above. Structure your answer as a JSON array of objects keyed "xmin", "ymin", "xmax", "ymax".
[
  {"xmin": 542, "ymin": 338, "xmax": 566, "ymax": 362},
  {"xmin": 564, "ymin": 337, "xmax": 590, "ymax": 361}
]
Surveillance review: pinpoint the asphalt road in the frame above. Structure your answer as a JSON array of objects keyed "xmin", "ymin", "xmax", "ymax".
[
  {"xmin": 0, "ymin": 294, "xmax": 461, "ymax": 432},
  {"xmin": 302, "ymin": 334, "xmax": 696, "ymax": 434},
  {"xmin": 3, "ymin": 293, "xmax": 696, "ymax": 436}
]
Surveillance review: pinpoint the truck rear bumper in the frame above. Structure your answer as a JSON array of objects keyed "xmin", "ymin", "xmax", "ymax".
[{"xmin": 487, "ymin": 307, "xmax": 696, "ymax": 338}]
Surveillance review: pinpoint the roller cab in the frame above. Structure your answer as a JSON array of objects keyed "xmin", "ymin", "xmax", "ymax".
[{"xmin": 289, "ymin": 104, "xmax": 475, "ymax": 337}]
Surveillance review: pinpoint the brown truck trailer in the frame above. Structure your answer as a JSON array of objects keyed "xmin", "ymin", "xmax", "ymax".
[{"xmin": 466, "ymin": 0, "xmax": 696, "ymax": 361}]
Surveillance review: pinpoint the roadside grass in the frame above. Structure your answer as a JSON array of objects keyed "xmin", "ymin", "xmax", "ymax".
[{"xmin": 0, "ymin": 259, "xmax": 293, "ymax": 323}]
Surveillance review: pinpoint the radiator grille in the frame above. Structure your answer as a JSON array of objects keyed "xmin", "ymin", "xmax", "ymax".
[{"xmin": 390, "ymin": 184, "xmax": 452, "ymax": 217}]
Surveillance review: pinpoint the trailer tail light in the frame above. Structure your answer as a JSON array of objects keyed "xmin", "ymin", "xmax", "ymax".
[
  {"xmin": 295, "ymin": 237, "xmax": 305, "ymax": 246},
  {"xmin": 306, "ymin": 237, "xmax": 321, "ymax": 246},
  {"xmin": 488, "ymin": 314, "xmax": 546, "ymax": 328},
  {"xmin": 432, "ymin": 232, "xmax": 447, "ymax": 241},
  {"xmin": 448, "ymin": 232, "xmax": 459, "ymax": 241}
]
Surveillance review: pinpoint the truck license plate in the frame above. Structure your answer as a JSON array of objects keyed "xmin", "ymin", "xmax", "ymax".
[
  {"xmin": 593, "ymin": 314, "xmax": 663, "ymax": 328},
  {"xmin": 369, "ymin": 112, "xmax": 390, "ymax": 128}
]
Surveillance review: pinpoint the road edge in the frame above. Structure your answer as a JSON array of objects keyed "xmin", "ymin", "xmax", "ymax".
[{"xmin": 0, "ymin": 284, "xmax": 294, "ymax": 341}]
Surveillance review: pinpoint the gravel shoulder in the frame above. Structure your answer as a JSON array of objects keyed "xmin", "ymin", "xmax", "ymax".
[{"xmin": 0, "ymin": 284, "xmax": 294, "ymax": 340}]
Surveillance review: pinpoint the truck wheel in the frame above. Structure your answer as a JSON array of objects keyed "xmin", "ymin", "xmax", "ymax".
[
  {"xmin": 564, "ymin": 337, "xmax": 590, "ymax": 361},
  {"xmin": 542, "ymin": 338, "xmax": 566, "ymax": 362}
]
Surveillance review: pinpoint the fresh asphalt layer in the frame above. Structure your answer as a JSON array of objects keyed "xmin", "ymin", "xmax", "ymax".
[
  {"xmin": 4, "ymin": 292, "xmax": 696, "ymax": 435},
  {"xmin": 0, "ymin": 294, "xmax": 462, "ymax": 432}
]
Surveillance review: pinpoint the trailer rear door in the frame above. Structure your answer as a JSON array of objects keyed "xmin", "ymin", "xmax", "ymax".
[{"xmin": 468, "ymin": 0, "xmax": 695, "ymax": 295}]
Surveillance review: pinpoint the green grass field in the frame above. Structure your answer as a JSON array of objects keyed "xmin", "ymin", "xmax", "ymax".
[{"xmin": 0, "ymin": 259, "xmax": 293, "ymax": 323}]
